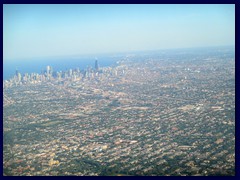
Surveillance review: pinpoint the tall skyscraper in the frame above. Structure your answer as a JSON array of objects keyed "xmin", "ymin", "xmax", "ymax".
[
  {"xmin": 46, "ymin": 66, "xmax": 50, "ymax": 76},
  {"xmin": 50, "ymin": 66, "xmax": 53, "ymax": 76},
  {"xmin": 95, "ymin": 60, "xmax": 99, "ymax": 71},
  {"xmin": 69, "ymin": 69, "xmax": 73, "ymax": 76},
  {"xmin": 17, "ymin": 72, "xmax": 21, "ymax": 82}
]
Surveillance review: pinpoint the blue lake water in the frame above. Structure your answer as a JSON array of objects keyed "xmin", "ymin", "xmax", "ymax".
[
  {"xmin": 3, "ymin": 56, "xmax": 119, "ymax": 80},
  {"xmin": 3, "ymin": 46, "xmax": 235, "ymax": 80}
]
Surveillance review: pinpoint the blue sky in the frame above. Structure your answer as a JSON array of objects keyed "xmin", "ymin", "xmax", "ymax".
[{"xmin": 3, "ymin": 4, "xmax": 235, "ymax": 61}]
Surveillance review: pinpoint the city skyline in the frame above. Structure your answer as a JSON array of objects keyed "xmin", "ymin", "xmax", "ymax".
[
  {"xmin": 3, "ymin": 46, "xmax": 235, "ymax": 176},
  {"xmin": 3, "ymin": 4, "xmax": 235, "ymax": 61}
]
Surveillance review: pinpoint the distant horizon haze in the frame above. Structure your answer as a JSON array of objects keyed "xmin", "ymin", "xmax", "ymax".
[
  {"xmin": 3, "ymin": 45, "xmax": 235, "ymax": 81},
  {"xmin": 3, "ymin": 44, "xmax": 235, "ymax": 63},
  {"xmin": 3, "ymin": 4, "xmax": 235, "ymax": 62}
]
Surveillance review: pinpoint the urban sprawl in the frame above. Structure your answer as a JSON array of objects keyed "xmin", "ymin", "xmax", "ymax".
[{"xmin": 3, "ymin": 48, "xmax": 235, "ymax": 176}]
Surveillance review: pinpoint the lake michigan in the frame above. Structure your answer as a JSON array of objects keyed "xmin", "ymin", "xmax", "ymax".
[{"xmin": 3, "ymin": 55, "xmax": 119, "ymax": 80}]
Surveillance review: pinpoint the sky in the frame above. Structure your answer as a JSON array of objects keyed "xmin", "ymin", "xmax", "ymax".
[{"xmin": 3, "ymin": 4, "xmax": 235, "ymax": 61}]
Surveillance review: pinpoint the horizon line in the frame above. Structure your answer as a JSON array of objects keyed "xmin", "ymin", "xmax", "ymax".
[{"xmin": 4, "ymin": 44, "xmax": 235, "ymax": 62}]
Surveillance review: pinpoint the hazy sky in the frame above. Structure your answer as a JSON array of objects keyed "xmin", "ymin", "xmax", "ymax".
[{"xmin": 3, "ymin": 4, "xmax": 235, "ymax": 61}]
